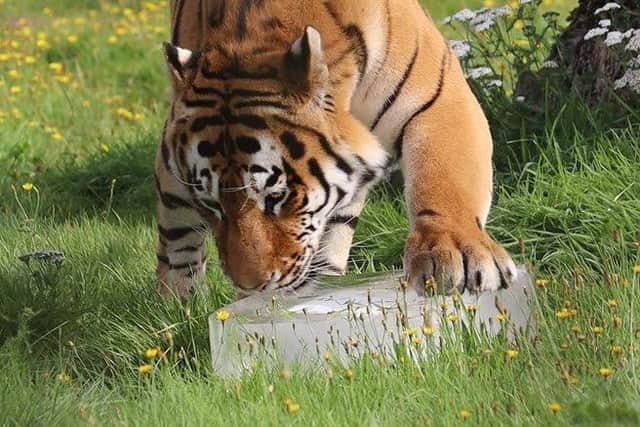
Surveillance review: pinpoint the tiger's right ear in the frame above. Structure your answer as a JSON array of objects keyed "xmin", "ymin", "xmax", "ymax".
[{"xmin": 163, "ymin": 42, "xmax": 201, "ymax": 89}]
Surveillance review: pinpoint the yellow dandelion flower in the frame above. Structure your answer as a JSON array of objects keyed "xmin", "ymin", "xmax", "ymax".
[
  {"xmin": 633, "ymin": 265, "xmax": 640, "ymax": 274},
  {"xmin": 10, "ymin": 86, "xmax": 21, "ymax": 94},
  {"xmin": 591, "ymin": 326, "xmax": 604, "ymax": 335},
  {"xmin": 100, "ymin": 144, "xmax": 110, "ymax": 153},
  {"xmin": 215, "ymin": 310, "xmax": 230, "ymax": 321},
  {"xmin": 51, "ymin": 132, "xmax": 63, "ymax": 141},
  {"xmin": 535, "ymin": 278, "xmax": 549, "ymax": 288},
  {"xmin": 48, "ymin": 62, "xmax": 63, "ymax": 73},
  {"xmin": 42, "ymin": 7, "xmax": 53, "ymax": 15},
  {"xmin": 8, "ymin": 70, "xmax": 20, "ymax": 80},
  {"xmin": 66, "ymin": 35, "xmax": 78, "ymax": 44},
  {"xmin": 144, "ymin": 347, "xmax": 160, "ymax": 359},
  {"xmin": 599, "ymin": 368, "xmax": 613, "ymax": 378},
  {"xmin": 496, "ymin": 312, "xmax": 508, "ymax": 322},
  {"xmin": 609, "ymin": 345, "xmax": 623, "ymax": 355},
  {"xmin": 22, "ymin": 182, "xmax": 34, "ymax": 192},
  {"xmin": 505, "ymin": 349, "xmax": 519, "ymax": 359},
  {"xmin": 107, "ymin": 35, "xmax": 118, "ymax": 44},
  {"xmin": 402, "ymin": 328, "xmax": 417, "ymax": 336},
  {"xmin": 0, "ymin": 53, "xmax": 11, "ymax": 62},
  {"xmin": 460, "ymin": 409, "xmax": 471, "ymax": 421},
  {"xmin": 116, "ymin": 107, "xmax": 134, "ymax": 120},
  {"xmin": 411, "ymin": 335, "xmax": 422, "ymax": 345},
  {"xmin": 607, "ymin": 299, "xmax": 617, "ymax": 307},
  {"xmin": 56, "ymin": 372, "xmax": 71, "ymax": 384},
  {"xmin": 25, "ymin": 56, "xmax": 36, "ymax": 64},
  {"xmin": 513, "ymin": 20, "xmax": 524, "ymax": 31},
  {"xmin": 283, "ymin": 398, "xmax": 300, "ymax": 414},
  {"xmin": 137, "ymin": 364, "xmax": 152, "ymax": 374},
  {"xmin": 555, "ymin": 308, "xmax": 574, "ymax": 320},
  {"xmin": 36, "ymin": 39, "xmax": 49, "ymax": 49},
  {"xmin": 344, "ymin": 368, "xmax": 354, "ymax": 380},
  {"xmin": 422, "ymin": 326, "xmax": 434, "ymax": 336},
  {"xmin": 613, "ymin": 316, "xmax": 622, "ymax": 327},
  {"xmin": 447, "ymin": 313, "xmax": 458, "ymax": 323},
  {"xmin": 54, "ymin": 74, "xmax": 71, "ymax": 84},
  {"xmin": 548, "ymin": 402, "xmax": 561, "ymax": 413}
]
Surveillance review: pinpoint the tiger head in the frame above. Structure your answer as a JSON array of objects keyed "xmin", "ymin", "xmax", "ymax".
[{"xmin": 161, "ymin": 27, "xmax": 388, "ymax": 294}]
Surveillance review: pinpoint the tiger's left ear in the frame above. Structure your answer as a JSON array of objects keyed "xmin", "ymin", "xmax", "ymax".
[
  {"xmin": 163, "ymin": 42, "xmax": 201, "ymax": 90},
  {"xmin": 284, "ymin": 26, "xmax": 329, "ymax": 92}
]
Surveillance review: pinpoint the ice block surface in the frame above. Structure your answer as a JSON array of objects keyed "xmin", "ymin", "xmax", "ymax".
[{"xmin": 209, "ymin": 267, "xmax": 535, "ymax": 376}]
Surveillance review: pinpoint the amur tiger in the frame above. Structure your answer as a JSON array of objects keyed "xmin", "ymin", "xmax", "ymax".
[{"xmin": 154, "ymin": 0, "xmax": 518, "ymax": 298}]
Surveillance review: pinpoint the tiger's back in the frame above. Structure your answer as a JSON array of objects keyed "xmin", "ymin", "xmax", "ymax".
[{"xmin": 156, "ymin": 0, "xmax": 517, "ymax": 298}]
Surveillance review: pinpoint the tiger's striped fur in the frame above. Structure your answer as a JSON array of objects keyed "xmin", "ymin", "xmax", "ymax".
[{"xmin": 155, "ymin": 0, "xmax": 517, "ymax": 298}]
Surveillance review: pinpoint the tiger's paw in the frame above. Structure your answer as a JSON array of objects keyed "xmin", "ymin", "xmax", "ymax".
[{"xmin": 402, "ymin": 221, "xmax": 517, "ymax": 296}]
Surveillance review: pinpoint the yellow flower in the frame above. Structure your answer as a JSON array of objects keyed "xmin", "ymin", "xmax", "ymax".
[
  {"xmin": 513, "ymin": 20, "xmax": 524, "ymax": 31},
  {"xmin": 144, "ymin": 347, "xmax": 160, "ymax": 359},
  {"xmin": 460, "ymin": 409, "xmax": 471, "ymax": 420},
  {"xmin": 22, "ymin": 182, "xmax": 34, "ymax": 192},
  {"xmin": 598, "ymin": 368, "xmax": 613, "ymax": 378},
  {"xmin": 607, "ymin": 299, "xmax": 617, "ymax": 307},
  {"xmin": 514, "ymin": 39, "xmax": 530, "ymax": 48},
  {"xmin": 344, "ymin": 369, "xmax": 354, "ymax": 380},
  {"xmin": 8, "ymin": 70, "xmax": 20, "ymax": 80},
  {"xmin": 107, "ymin": 35, "xmax": 118, "ymax": 44},
  {"xmin": 422, "ymin": 326, "xmax": 434, "ymax": 336},
  {"xmin": 25, "ymin": 56, "xmax": 36, "ymax": 64},
  {"xmin": 633, "ymin": 265, "xmax": 640, "ymax": 274},
  {"xmin": 137, "ymin": 364, "xmax": 152, "ymax": 374},
  {"xmin": 36, "ymin": 39, "xmax": 49, "ymax": 49},
  {"xmin": 51, "ymin": 132, "xmax": 63, "ymax": 141},
  {"xmin": 283, "ymin": 398, "xmax": 300, "ymax": 414},
  {"xmin": 67, "ymin": 35, "xmax": 78, "ymax": 44},
  {"xmin": 496, "ymin": 312, "xmax": 508, "ymax": 322},
  {"xmin": 100, "ymin": 144, "xmax": 110, "ymax": 153},
  {"xmin": 505, "ymin": 349, "xmax": 519, "ymax": 359},
  {"xmin": 411, "ymin": 335, "xmax": 422, "ymax": 345},
  {"xmin": 215, "ymin": 310, "xmax": 230, "ymax": 321},
  {"xmin": 402, "ymin": 328, "xmax": 417, "ymax": 336},
  {"xmin": 548, "ymin": 402, "xmax": 561, "ymax": 413},
  {"xmin": 49, "ymin": 62, "xmax": 63, "ymax": 73},
  {"xmin": 56, "ymin": 372, "xmax": 71, "ymax": 384},
  {"xmin": 609, "ymin": 345, "xmax": 623, "ymax": 355},
  {"xmin": 555, "ymin": 308, "xmax": 575, "ymax": 320},
  {"xmin": 591, "ymin": 326, "xmax": 604, "ymax": 335},
  {"xmin": 10, "ymin": 86, "xmax": 21, "ymax": 94}
]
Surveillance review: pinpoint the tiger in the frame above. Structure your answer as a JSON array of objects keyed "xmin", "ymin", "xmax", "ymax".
[{"xmin": 154, "ymin": 0, "xmax": 518, "ymax": 298}]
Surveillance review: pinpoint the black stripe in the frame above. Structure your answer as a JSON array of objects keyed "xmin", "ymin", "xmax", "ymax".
[
  {"xmin": 236, "ymin": 0, "xmax": 252, "ymax": 39},
  {"xmin": 176, "ymin": 245, "xmax": 201, "ymax": 253},
  {"xmin": 160, "ymin": 192, "xmax": 193, "ymax": 210},
  {"xmin": 274, "ymin": 117, "xmax": 353, "ymax": 175},
  {"xmin": 208, "ymin": 0, "xmax": 226, "ymax": 28},
  {"xmin": 233, "ymin": 100, "xmax": 289, "ymax": 110},
  {"xmin": 158, "ymin": 225, "xmax": 202, "ymax": 241},
  {"xmin": 370, "ymin": 41, "xmax": 418, "ymax": 130},
  {"xmin": 308, "ymin": 158, "xmax": 331, "ymax": 213},
  {"xmin": 280, "ymin": 131, "xmax": 305, "ymax": 159},
  {"xmin": 192, "ymin": 85, "xmax": 225, "ymax": 97},
  {"xmin": 157, "ymin": 254, "xmax": 170, "ymax": 264},
  {"xmin": 323, "ymin": 3, "xmax": 368, "ymax": 82},
  {"xmin": 200, "ymin": 198, "xmax": 223, "ymax": 214},
  {"xmin": 230, "ymin": 88, "xmax": 279, "ymax": 98},
  {"xmin": 201, "ymin": 65, "xmax": 279, "ymax": 81},
  {"xmin": 236, "ymin": 136, "xmax": 261, "ymax": 153},
  {"xmin": 329, "ymin": 215, "xmax": 359, "ymax": 230},
  {"xmin": 171, "ymin": 0, "xmax": 186, "ymax": 45},
  {"xmin": 476, "ymin": 217, "xmax": 484, "ymax": 230},
  {"xmin": 191, "ymin": 115, "xmax": 225, "ymax": 132},
  {"xmin": 230, "ymin": 114, "xmax": 268, "ymax": 130},
  {"xmin": 265, "ymin": 166, "xmax": 282, "ymax": 188},
  {"xmin": 170, "ymin": 261, "xmax": 201, "ymax": 270},
  {"xmin": 394, "ymin": 50, "xmax": 450, "ymax": 157},
  {"xmin": 184, "ymin": 99, "xmax": 218, "ymax": 109},
  {"xmin": 417, "ymin": 209, "xmax": 440, "ymax": 217}
]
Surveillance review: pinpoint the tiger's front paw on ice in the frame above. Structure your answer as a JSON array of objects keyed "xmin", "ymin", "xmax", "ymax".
[{"xmin": 402, "ymin": 223, "xmax": 517, "ymax": 296}]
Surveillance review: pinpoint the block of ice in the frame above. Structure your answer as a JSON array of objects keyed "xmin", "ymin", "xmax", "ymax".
[{"xmin": 209, "ymin": 267, "xmax": 535, "ymax": 376}]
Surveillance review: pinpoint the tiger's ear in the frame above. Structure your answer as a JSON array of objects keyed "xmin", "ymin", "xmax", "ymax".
[
  {"xmin": 284, "ymin": 26, "xmax": 328, "ymax": 92},
  {"xmin": 163, "ymin": 42, "xmax": 201, "ymax": 89}
]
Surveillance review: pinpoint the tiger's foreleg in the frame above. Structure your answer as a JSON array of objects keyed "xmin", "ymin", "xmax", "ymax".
[
  {"xmin": 400, "ymin": 49, "xmax": 517, "ymax": 295},
  {"xmin": 154, "ymin": 158, "xmax": 208, "ymax": 298}
]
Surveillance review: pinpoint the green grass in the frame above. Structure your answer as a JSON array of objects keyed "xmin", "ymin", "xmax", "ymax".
[{"xmin": 2, "ymin": 1, "xmax": 639, "ymax": 426}]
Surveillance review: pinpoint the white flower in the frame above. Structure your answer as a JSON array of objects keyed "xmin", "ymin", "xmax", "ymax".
[
  {"xmin": 584, "ymin": 27, "xmax": 608, "ymax": 40},
  {"xmin": 614, "ymin": 68, "xmax": 640, "ymax": 94},
  {"xmin": 594, "ymin": 3, "xmax": 621, "ymax": 15},
  {"xmin": 599, "ymin": 19, "xmax": 611, "ymax": 28},
  {"xmin": 471, "ymin": 7, "xmax": 512, "ymax": 33},
  {"xmin": 449, "ymin": 40, "xmax": 471, "ymax": 59},
  {"xmin": 466, "ymin": 66, "xmax": 493, "ymax": 79},
  {"xmin": 626, "ymin": 30, "xmax": 640, "ymax": 52},
  {"xmin": 515, "ymin": 96, "xmax": 526, "ymax": 102},
  {"xmin": 541, "ymin": 60, "xmax": 559, "ymax": 69},
  {"xmin": 605, "ymin": 30, "xmax": 630, "ymax": 46},
  {"xmin": 443, "ymin": 8, "xmax": 476, "ymax": 25},
  {"xmin": 485, "ymin": 79, "xmax": 503, "ymax": 88}
]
